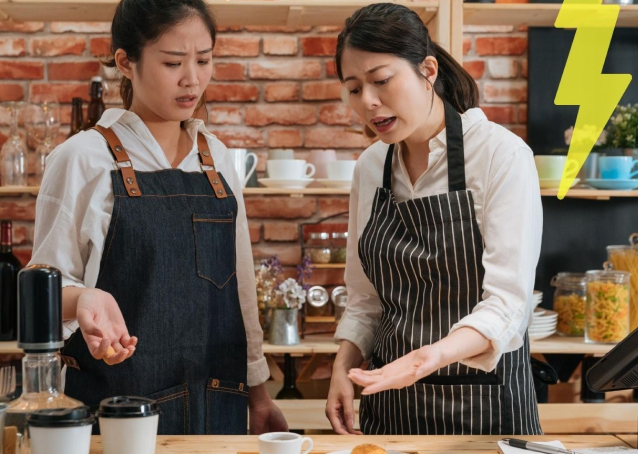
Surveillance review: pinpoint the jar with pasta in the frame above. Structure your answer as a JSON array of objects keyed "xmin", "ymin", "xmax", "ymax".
[
  {"xmin": 607, "ymin": 233, "xmax": 638, "ymax": 331},
  {"xmin": 585, "ymin": 267, "xmax": 630, "ymax": 344},
  {"xmin": 551, "ymin": 272, "xmax": 586, "ymax": 336}
]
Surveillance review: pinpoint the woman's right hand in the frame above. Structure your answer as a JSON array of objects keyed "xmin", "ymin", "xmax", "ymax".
[
  {"xmin": 75, "ymin": 289, "xmax": 137, "ymax": 365},
  {"xmin": 326, "ymin": 365, "xmax": 363, "ymax": 435}
]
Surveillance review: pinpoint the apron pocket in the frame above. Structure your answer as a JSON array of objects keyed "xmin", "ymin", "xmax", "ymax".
[
  {"xmin": 205, "ymin": 378, "xmax": 249, "ymax": 435},
  {"xmin": 192, "ymin": 212, "xmax": 236, "ymax": 289},
  {"xmin": 144, "ymin": 383, "xmax": 190, "ymax": 435}
]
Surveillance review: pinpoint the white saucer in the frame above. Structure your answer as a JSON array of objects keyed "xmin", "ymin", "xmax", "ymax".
[
  {"xmin": 539, "ymin": 178, "xmax": 580, "ymax": 190},
  {"xmin": 529, "ymin": 331, "xmax": 556, "ymax": 341},
  {"xmin": 317, "ymin": 179, "xmax": 352, "ymax": 189},
  {"xmin": 258, "ymin": 178, "xmax": 314, "ymax": 189}
]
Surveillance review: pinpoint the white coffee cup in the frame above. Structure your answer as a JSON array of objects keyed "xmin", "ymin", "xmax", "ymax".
[
  {"xmin": 258, "ymin": 432, "xmax": 313, "ymax": 454},
  {"xmin": 327, "ymin": 160, "xmax": 356, "ymax": 181},
  {"xmin": 98, "ymin": 397, "xmax": 160, "ymax": 454},
  {"xmin": 534, "ymin": 155, "xmax": 578, "ymax": 180},
  {"xmin": 28, "ymin": 406, "xmax": 95, "ymax": 454},
  {"xmin": 228, "ymin": 148, "xmax": 258, "ymax": 188},
  {"xmin": 267, "ymin": 159, "xmax": 315, "ymax": 180}
]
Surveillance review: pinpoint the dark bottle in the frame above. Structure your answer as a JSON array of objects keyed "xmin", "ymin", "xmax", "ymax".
[
  {"xmin": 275, "ymin": 354, "xmax": 303, "ymax": 399},
  {"xmin": 84, "ymin": 76, "xmax": 105, "ymax": 130},
  {"xmin": 67, "ymin": 97, "xmax": 84, "ymax": 139},
  {"xmin": 0, "ymin": 221, "xmax": 22, "ymax": 341}
]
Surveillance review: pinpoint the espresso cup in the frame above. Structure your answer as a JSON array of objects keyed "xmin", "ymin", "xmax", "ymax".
[
  {"xmin": 327, "ymin": 160, "xmax": 356, "ymax": 181},
  {"xmin": 97, "ymin": 397, "xmax": 160, "ymax": 454},
  {"xmin": 266, "ymin": 159, "xmax": 315, "ymax": 180},
  {"xmin": 598, "ymin": 156, "xmax": 638, "ymax": 180},
  {"xmin": 258, "ymin": 432, "xmax": 313, "ymax": 454},
  {"xmin": 534, "ymin": 155, "xmax": 579, "ymax": 180}
]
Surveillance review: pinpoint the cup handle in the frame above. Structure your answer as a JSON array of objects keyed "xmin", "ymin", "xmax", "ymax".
[
  {"xmin": 565, "ymin": 159, "xmax": 579, "ymax": 177},
  {"xmin": 305, "ymin": 163, "xmax": 316, "ymax": 179},
  {"xmin": 300, "ymin": 437, "xmax": 314, "ymax": 454},
  {"xmin": 244, "ymin": 152, "xmax": 258, "ymax": 186},
  {"xmin": 629, "ymin": 159, "xmax": 638, "ymax": 178}
]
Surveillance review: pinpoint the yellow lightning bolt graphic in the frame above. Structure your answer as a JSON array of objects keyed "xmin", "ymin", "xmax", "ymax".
[{"xmin": 554, "ymin": 0, "xmax": 632, "ymax": 199}]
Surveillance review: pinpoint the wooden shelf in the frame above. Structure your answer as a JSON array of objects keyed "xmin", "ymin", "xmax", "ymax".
[
  {"xmin": 0, "ymin": 0, "xmax": 438, "ymax": 25},
  {"xmin": 464, "ymin": 3, "xmax": 638, "ymax": 28},
  {"xmin": 312, "ymin": 263, "xmax": 346, "ymax": 269},
  {"xmin": 0, "ymin": 186, "xmax": 39, "ymax": 196},
  {"xmin": 541, "ymin": 188, "xmax": 638, "ymax": 201},
  {"xmin": 243, "ymin": 187, "xmax": 350, "ymax": 196}
]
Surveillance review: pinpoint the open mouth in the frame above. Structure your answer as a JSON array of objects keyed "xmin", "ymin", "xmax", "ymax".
[
  {"xmin": 372, "ymin": 117, "xmax": 396, "ymax": 127},
  {"xmin": 176, "ymin": 95, "xmax": 197, "ymax": 103}
]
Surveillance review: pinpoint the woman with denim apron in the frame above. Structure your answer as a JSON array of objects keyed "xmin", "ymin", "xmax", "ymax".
[
  {"xmin": 29, "ymin": 0, "xmax": 286, "ymax": 436},
  {"xmin": 326, "ymin": 4, "xmax": 543, "ymax": 435}
]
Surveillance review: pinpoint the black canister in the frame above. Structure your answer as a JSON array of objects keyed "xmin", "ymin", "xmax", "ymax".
[{"xmin": 17, "ymin": 265, "xmax": 64, "ymax": 352}]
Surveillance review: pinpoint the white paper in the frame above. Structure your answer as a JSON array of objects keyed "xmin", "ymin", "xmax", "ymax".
[{"xmin": 498, "ymin": 440, "xmax": 566, "ymax": 454}]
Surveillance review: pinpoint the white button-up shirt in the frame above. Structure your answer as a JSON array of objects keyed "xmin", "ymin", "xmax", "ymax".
[
  {"xmin": 335, "ymin": 107, "xmax": 543, "ymax": 372},
  {"xmin": 29, "ymin": 108, "xmax": 270, "ymax": 386}
]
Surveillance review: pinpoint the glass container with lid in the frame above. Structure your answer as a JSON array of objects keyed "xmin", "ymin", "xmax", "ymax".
[
  {"xmin": 585, "ymin": 262, "xmax": 630, "ymax": 344},
  {"xmin": 331, "ymin": 232, "xmax": 348, "ymax": 263},
  {"xmin": 551, "ymin": 272, "xmax": 587, "ymax": 337},
  {"xmin": 307, "ymin": 232, "xmax": 332, "ymax": 264},
  {"xmin": 607, "ymin": 233, "xmax": 638, "ymax": 331}
]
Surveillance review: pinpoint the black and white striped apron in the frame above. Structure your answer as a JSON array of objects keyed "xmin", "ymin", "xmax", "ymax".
[{"xmin": 358, "ymin": 101, "xmax": 542, "ymax": 435}]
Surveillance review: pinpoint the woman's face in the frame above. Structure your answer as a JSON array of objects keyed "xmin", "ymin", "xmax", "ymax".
[
  {"xmin": 341, "ymin": 48, "xmax": 436, "ymax": 144},
  {"xmin": 121, "ymin": 15, "xmax": 214, "ymax": 123}
]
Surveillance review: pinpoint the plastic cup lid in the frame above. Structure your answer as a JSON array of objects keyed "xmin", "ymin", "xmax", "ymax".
[
  {"xmin": 97, "ymin": 396, "xmax": 160, "ymax": 418},
  {"xmin": 27, "ymin": 406, "xmax": 95, "ymax": 428}
]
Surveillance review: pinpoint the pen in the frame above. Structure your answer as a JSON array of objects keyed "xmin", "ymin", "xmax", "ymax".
[{"xmin": 502, "ymin": 439, "xmax": 574, "ymax": 454}]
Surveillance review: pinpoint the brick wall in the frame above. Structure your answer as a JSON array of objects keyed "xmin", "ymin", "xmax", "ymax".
[{"xmin": 0, "ymin": 21, "xmax": 528, "ymax": 272}]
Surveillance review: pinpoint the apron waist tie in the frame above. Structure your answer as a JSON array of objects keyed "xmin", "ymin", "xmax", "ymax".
[{"xmin": 371, "ymin": 354, "xmax": 501, "ymax": 386}]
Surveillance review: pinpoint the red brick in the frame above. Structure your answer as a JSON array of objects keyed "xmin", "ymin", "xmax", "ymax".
[
  {"xmin": 209, "ymin": 106, "xmax": 243, "ymax": 125},
  {"xmin": 480, "ymin": 105, "xmax": 516, "ymax": 124},
  {"xmin": 319, "ymin": 198, "xmax": 350, "ymax": 217},
  {"xmin": 0, "ymin": 84, "xmax": 24, "ymax": 101},
  {"xmin": 518, "ymin": 25, "xmax": 529, "ymax": 32},
  {"xmin": 217, "ymin": 25, "xmax": 243, "ymax": 33},
  {"xmin": 245, "ymin": 197, "xmax": 317, "ymax": 219},
  {"xmin": 263, "ymin": 36, "xmax": 298, "ymax": 56},
  {"xmin": 463, "ymin": 37, "xmax": 472, "ymax": 56},
  {"xmin": 265, "ymin": 83, "xmax": 299, "ymax": 102},
  {"xmin": 48, "ymin": 61, "xmax": 100, "ymax": 81},
  {"xmin": 301, "ymin": 37, "xmax": 338, "ymax": 57},
  {"xmin": 0, "ymin": 22, "xmax": 44, "ymax": 33},
  {"xmin": 249, "ymin": 61, "xmax": 322, "ymax": 80},
  {"xmin": 302, "ymin": 81, "xmax": 342, "ymax": 101},
  {"xmin": 521, "ymin": 59, "xmax": 528, "ymax": 78},
  {"xmin": 50, "ymin": 22, "xmax": 111, "ymax": 33},
  {"xmin": 30, "ymin": 83, "xmax": 87, "ymax": 103},
  {"xmin": 210, "ymin": 128, "xmax": 265, "ymax": 148},
  {"xmin": 249, "ymin": 222, "xmax": 262, "ymax": 243},
  {"xmin": 0, "ymin": 61, "xmax": 43, "ymax": 80},
  {"xmin": 268, "ymin": 130, "xmax": 303, "ymax": 148},
  {"xmin": 319, "ymin": 104, "xmax": 353, "ymax": 125},
  {"xmin": 305, "ymin": 128, "xmax": 370, "ymax": 148},
  {"xmin": 90, "ymin": 37, "xmax": 111, "ymax": 57},
  {"xmin": 0, "ymin": 131, "xmax": 7, "ymax": 147},
  {"xmin": 476, "ymin": 37, "xmax": 528, "ymax": 56},
  {"xmin": 244, "ymin": 26, "xmax": 312, "ymax": 33},
  {"xmin": 214, "ymin": 63, "xmax": 246, "ymax": 81},
  {"xmin": 315, "ymin": 26, "xmax": 343, "ymax": 33},
  {"xmin": 14, "ymin": 248, "xmax": 32, "ymax": 267},
  {"xmin": 487, "ymin": 58, "xmax": 519, "ymax": 79},
  {"xmin": 463, "ymin": 60, "xmax": 485, "ymax": 80},
  {"xmin": 483, "ymin": 82, "xmax": 527, "ymax": 103},
  {"xmin": 205, "ymin": 83, "xmax": 259, "ymax": 102},
  {"xmin": 246, "ymin": 105, "xmax": 316, "ymax": 126},
  {"xmin": 213, "ymin": 37, "xmax": 260, "ymax": 57},
  {"xmin": 508, "ymin": 125, "xmax": 527, "ymax": 141},
  {"xmin": 0, "ymin": 38, "xmax": 26, "ymax": 57},
  {"xmin": 326, "ymin": 60, "xmax": 337, "ymax": 78},
  {"xmin": 0, "ymin": 200, "xmax": 36, "ymax": 221},
  {"xmin": 30, "ymin": 36, "xmax": 85, "ymax": 57},
  {"xmin": 264, "ymin": 222, "xmax": 299, "ymax": 242},
  {"xmin": 252, "ymin": 245, "xmax": 302, "ymax": 266},
  {"xmin": 519, "ymin": 105, "xmax": 528, "ymax": 124},
  {"xmin": 12, "ymin": 225, "xmax": 29, "ymax": 246}
]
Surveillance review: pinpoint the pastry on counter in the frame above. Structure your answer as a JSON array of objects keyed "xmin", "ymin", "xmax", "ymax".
[{"xmin": 352, "ymin": 444, "xmax": 388, "ymax": 454}]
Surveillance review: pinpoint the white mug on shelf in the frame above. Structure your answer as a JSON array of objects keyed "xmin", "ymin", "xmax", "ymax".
[
  {"xmin": 266, "ymin": 159, "xmax": 315, "ymax": 180},
  {"xmin": 227, "ymin": 148, "xmax": 258, "ymax": 188}
]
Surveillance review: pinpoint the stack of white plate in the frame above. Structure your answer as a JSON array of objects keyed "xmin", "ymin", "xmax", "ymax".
[
  {"xmin": 529, "ymin": 307, "xmax": 558, "ymax": 340},
  {"xmin": 532, "ymin": 290, "xmax": 543, "ymax": 308}
]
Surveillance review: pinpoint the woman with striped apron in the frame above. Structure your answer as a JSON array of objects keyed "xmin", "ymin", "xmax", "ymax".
[{"xmin": 327, "ymin": 3, "xmax": 543, "ymax": 435}]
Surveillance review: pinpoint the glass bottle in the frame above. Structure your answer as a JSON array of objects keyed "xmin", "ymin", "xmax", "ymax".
[
  {"xmin": 67, "ymin": 97, "xmax": 84, "ymax": 139},
  {"xmin": 25, "ymin": 95, "xmax": 60, "ymax": 186},
  {"xmin": 0, "ymin": 221, "xmax": 22, "ymax": 341},
  {"xmin": 84, "ymin": 76, "xmax": 105, "ymax": 130},
  {"xmin": 275, "ymin": 354, "xmax": 303, "ymax": 399},
  {"xmin": 0, "ymin": 102, "xmax": 27, "ymax": 187}
]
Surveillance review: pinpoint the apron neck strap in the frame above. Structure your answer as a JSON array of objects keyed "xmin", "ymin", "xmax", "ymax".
[
  {"xmin": 92, "ymin": 125, "xmax": 142, "ymax": 197},
  {"xmin": 381, "ymin": 100, "xmax": 467, "ymax": 192},
  {"xmin": 197, "ymin": 133, "xmax": 228, "ymax": 199}
]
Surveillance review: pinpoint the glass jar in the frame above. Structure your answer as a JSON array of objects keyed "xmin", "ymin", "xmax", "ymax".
[
  {"xmin": 585, "ymin": 266, "xmax": 631, "ymax": 344},
  {"xmin": 607, "ymin": 233, "xmax": 638, "ymax": 331},
  {"xmin": 551, "ymin": 272, "xmax": 587, "ymax": 337},
  {"xmin": 307, "ymin": 232, "xmax": 332, "ymax": 264},
  {"xmin": 331, "ymin": 232, "xmax": 348, "ymax": 263},
  {"xmin": 335, "ymin": 294, "xmax": 348, "ymax": 322}
]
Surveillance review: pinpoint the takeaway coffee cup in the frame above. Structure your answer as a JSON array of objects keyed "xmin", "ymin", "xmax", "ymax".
[
  {"xmin": 28, "ymin": 406, "xmax": 95, "ymax": 454},
  {"xmin": 258, "ymin": 432, "xmax": 313, "ymax": 454},
  {"xmin": 266, "ymin": 160, "xmax": 316, "ymax": 180},
  {"xmin": 327, "ymin": 160, "xmax": 356, "ymax": 181},
  {"xmin": 97, "ymin": 396, "xmax": 160, "ymax": 454}
]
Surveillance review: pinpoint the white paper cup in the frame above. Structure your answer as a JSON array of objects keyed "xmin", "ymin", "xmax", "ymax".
[
  {"xmin": 27, "ymin": 406, "xmax": 95, "ymax": 454},
  {"xmin": 97, "ymin": 396, "xmax": 160, "ymax": 454},
  {"xmin": 327, "ymin": 160, "xmax": 356, "ymax": 181},
  {"xmin": 258, "ymin": 432, "xmax": 313, "ymax": 454}
]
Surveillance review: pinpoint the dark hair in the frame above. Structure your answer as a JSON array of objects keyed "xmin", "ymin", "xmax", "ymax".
[
  {"xmin": 104, "ymin": 0, "xmax": 216, "ymax": 120},
  {"xmin": 335, "ymin": 3, "xmax": 478, "ymax": 114}
]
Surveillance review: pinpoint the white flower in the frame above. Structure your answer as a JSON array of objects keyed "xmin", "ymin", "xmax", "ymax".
[{"xmin": 276, "ymin": 278, "xmax": 307, "ymax": 309}]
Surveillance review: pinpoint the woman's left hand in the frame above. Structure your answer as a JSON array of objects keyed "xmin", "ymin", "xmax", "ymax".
[
  {"xmin": 348, "ymin": 344, "xmax": 443, "ymax": 395},
  {"xmin": 249, "ymin": 384, "xmax": 289, "ymax": 434}
]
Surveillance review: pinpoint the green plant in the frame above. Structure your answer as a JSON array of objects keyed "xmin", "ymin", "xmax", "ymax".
[{"xmin": 607, "ymin": 104, "xmax": 638, "ymax": 149}]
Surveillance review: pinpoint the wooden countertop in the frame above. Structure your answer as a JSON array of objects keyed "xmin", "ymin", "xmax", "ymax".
[{"xmin": 87, "ymin": 435, "xmax": 630, "ymax": 454}]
